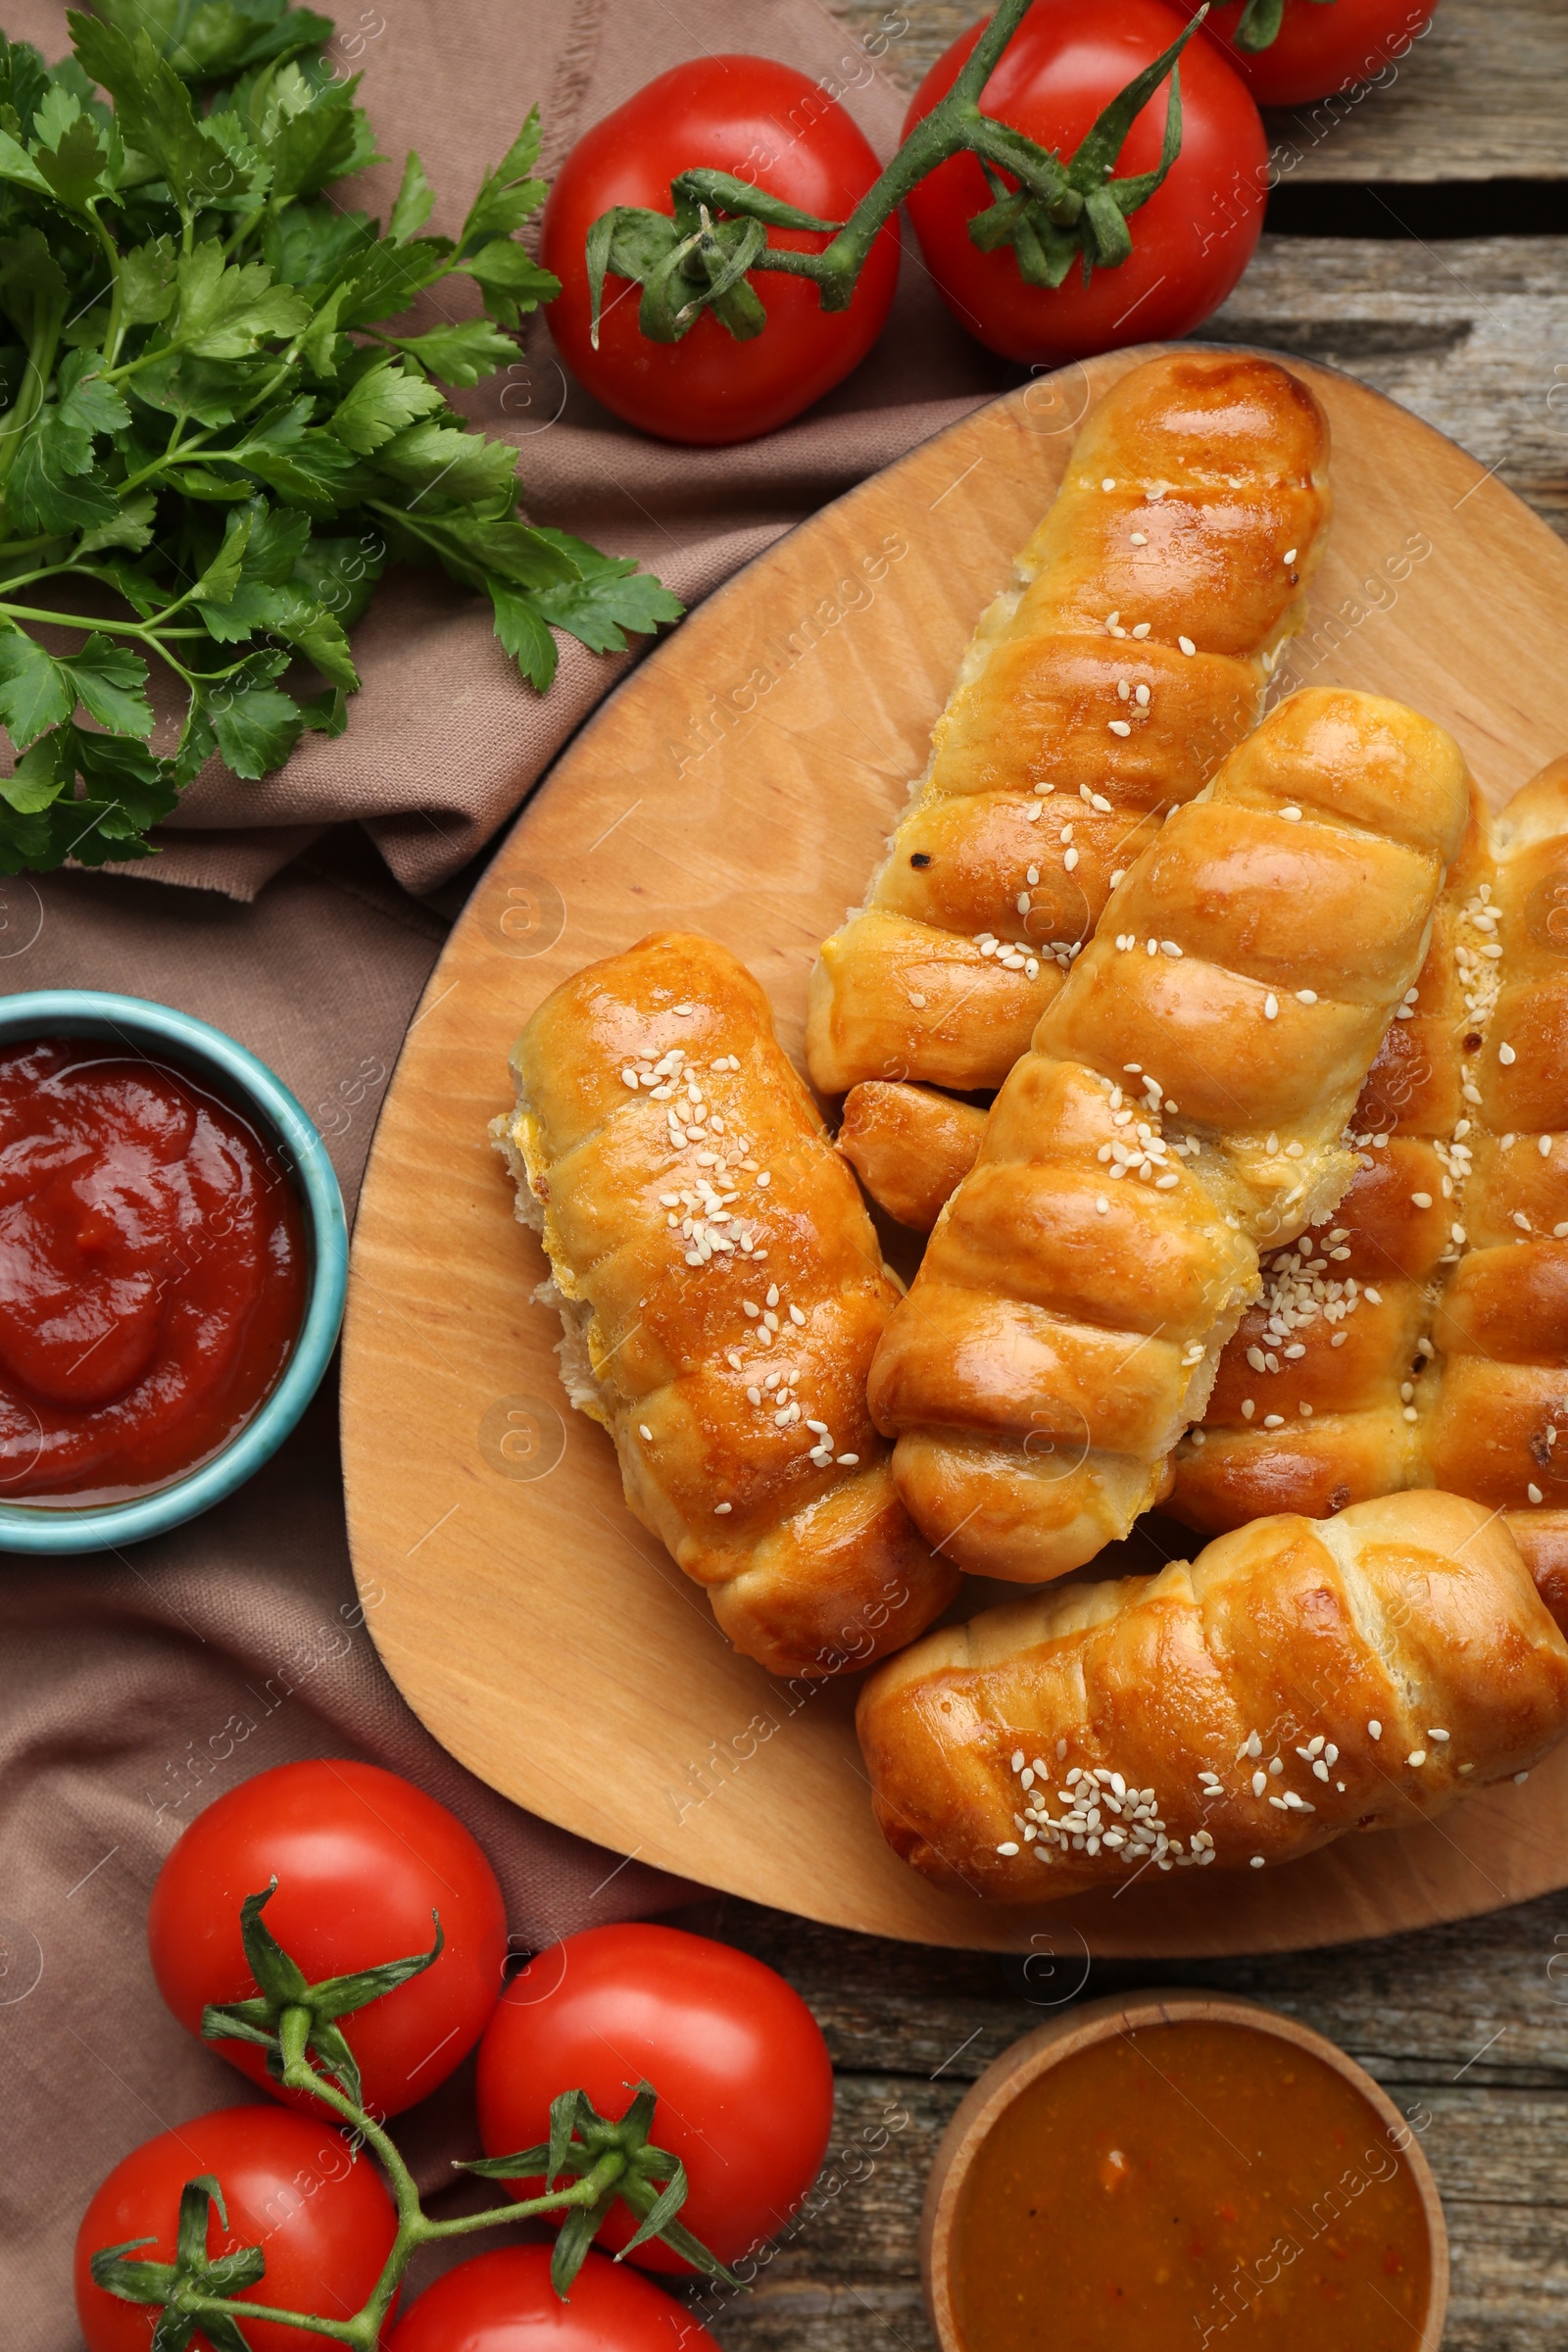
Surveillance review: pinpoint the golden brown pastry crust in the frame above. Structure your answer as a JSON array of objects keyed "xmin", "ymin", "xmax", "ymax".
[
  {"xmin": 856, "ymin": 1492, "xmax": 1568, "ymax": 1902},
  {"xmin": 494, "ymin": 931, "xmax": 957, "ymax": 1677},
  {"xmin": 1173, "ymin": 760, "xmax": 1568, "ymax": 1630},
  {"xmin": 866, "ymin": 689, "xmax": 1471, "ymax": 1584},
  {"xmin": 806, "ymin": 351, "xmax": 1332, "ymax": 1096},
  {"xmin": 837, "ymin": 1081, "xmax": 988, "ymax": 1233}
]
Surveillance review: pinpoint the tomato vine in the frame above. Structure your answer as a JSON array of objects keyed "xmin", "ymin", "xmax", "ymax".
[{"xmin": 87, "ymin": 1886, "xmax": 736, "ymax": 2347}]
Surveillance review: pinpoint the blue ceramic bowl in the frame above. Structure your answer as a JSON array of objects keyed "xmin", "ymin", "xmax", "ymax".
[{"xmin": 0, "ymin": 991, "xmax": 346, "ymax": 1554}]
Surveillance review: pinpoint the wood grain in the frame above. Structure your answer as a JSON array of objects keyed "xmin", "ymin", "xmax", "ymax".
[
  {"xmin": 1211, "ymin": 235, "xmax": 1568, "ymax": 539},
  {"xmin": 824, "ymin": 0, "xmax": 1568, "ymax": 183},
  {"xmin": 342, "ymin": 346, "xmax": 1568, "ymax": 1957}
]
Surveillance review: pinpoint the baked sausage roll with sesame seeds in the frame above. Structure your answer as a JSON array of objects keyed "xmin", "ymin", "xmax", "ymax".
[
  {"xmin": 866, "ymin": 687, "xmax": 1472, "ymax": 1585},
  {"xmin": 492, "ymin": 930, "xmax": 958, "ymax": 1679},
  {"xmin": 1170, "ymin": 757, "xmax": 1568, "ymax": 1634},
  {"xmin": 856, "ymin": 1491, "xmax": 1568, "ymax": 1903},
  {"xmin": 805, "ymin": 349, "xmax": 1331, "ymax": 1099}
]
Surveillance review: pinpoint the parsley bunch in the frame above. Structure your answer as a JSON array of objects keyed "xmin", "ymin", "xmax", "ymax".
[{"xmin": 0, "ymin": 3, "xmax": 680, "ymax": 873}]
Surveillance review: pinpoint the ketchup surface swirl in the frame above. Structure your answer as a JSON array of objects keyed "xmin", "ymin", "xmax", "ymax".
[{"xmin": 0, "ymin": 1039, "xmax": 308, "ymax": 1502}]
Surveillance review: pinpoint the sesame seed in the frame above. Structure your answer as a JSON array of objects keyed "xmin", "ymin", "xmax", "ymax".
[
  {"xmin": 1096, "ymin": 1195, "xmax": 1110, "ymax": 1213},
  {"xmin": 1429, "ymin": 1729, "xmax": 1449, "ymax": 1741},
  {"xmin": 1130, "ymin": 530, "xmax": 1147, "ymax": 544},
  {"xmin": 1283, "ymin": 548, "xmax": 1298, "ymax": 564},
  {"xmin": 1499, "ymin": 1043, "xmax": 1516, "ymax": 1064},
  {"xmin": 1250, "ymin": 1856, "xmax": 1265, "ymax": 1869},
  {"xmin": 837, "ymin": 1452, "xmax": 858, "ymax": 1465},
  {"xmin": 1281, "ymin": 806, "xmax": 1302, "ymax": 822},
  {"xmin": 1179, "ymin": 635, "xmax": 1196, "ymax": 656},
  {"xmin": 1515, "ymin": 1772, "xmax": 1531, "ymax": 1785},
  {"xmin": 997, "ymin": 1840, "xmax": 1020, "ymax": 1856},
  {"xmin": 1108, "ymin": 718, "xmax": 1132, "ymax": 737},
  {"xmin": 1411, "ymin": 1192, "xmax": 1433, "ymax": 1208},
  {"xmin": 714, "ymin": 1502, "xmax": 731, "ymax": 1515},
  {"xmin": 639, "ymin": 1424, "xmax": 653, "ymax": 1441},
  {"xmin": 1407, "ymin": 1749, "xmax": 1427, "ymax": 1768},
  {"xmin": 789, "ymin": 1304, "xmax": 806, "ymax": 1326},
  {"xmin": 1131, "ymin": 621, "xmax": 1151, "ymax": 639},
  {"xmin": 1251, "ymin": 1771, "xmax": 1267, "ymax": 1797},
  {"xmin": 1368, "ymin": 1720, "xmax": 1382, "ymax": 1740},
  {"xmin": 1065, "ymin": 848, "xmax": 1079, "ymax": 870},
  {"xmin": 1529, "ymin": 1483, "xmax": 1544, "ymax": 1504},
  {"xmin": 1102, "ymin": 476, "xmax": 1115, "ymax": 491},
  {"xmin": 1542, "ymin": 1135, "xmax": 1553, "ymax": 1157}
]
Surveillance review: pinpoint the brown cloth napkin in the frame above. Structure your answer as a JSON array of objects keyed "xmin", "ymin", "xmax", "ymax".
[{"xmin": 0, "ymin": 6, "xmax": 1013, "ymax": 2344}]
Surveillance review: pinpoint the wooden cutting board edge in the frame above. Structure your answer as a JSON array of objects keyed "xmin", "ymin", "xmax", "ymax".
[{"xmin": 341, "ymin": 343, "xmax": 1568, "ymax": 1958}]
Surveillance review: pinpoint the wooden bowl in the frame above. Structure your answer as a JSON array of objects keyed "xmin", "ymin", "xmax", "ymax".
[{"xmin": 921, "ymin": 1989, "xmax": 1448, "ymax": 2352}]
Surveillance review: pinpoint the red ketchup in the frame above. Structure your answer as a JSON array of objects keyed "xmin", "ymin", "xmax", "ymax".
[{"xmin": 0, "ymin": 1039, "xmax": 308, "ymax": 1503}]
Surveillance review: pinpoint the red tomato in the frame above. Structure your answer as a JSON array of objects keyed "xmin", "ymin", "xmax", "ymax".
[
  {"xmin": 475, "ymin": 1924, "xmax": 833, "ymax": 2272},
  {"xmin": 540, "ymin": 55, "xmax": 900, "ymax": 446},
  {"xmin": 387, "ymin": 2245, "xmax": 720, "ymax": 2351},
  {"xmin": 1203, "ymin": 0, "xmax": 1439, "ymax": 107},
  {"xmin": 148, "ymin": 1761, "xmax": 508, "ymax": 2119},
  {"xmin": 74, "ymin": 2105, "xmax": 397, "ymax": 2352},
  {"xmin": 903, "ymin": 1, "xmax": 1267, "ymax": 366}
]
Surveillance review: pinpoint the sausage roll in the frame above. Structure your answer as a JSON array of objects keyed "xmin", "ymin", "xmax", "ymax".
[
  {"xmin": 1172, "ymin": 758, "xmax": 1568, "ymax": 1632},
  {"xmin": 493, "ymin": 931, "xmax": 957, "ymax": 1678},
  {"xmin": 866, "ymin": 689, "xmax": 1472, "ymax": 1583},
  {"xmin": 857, "ymin": 1491, "xmax": 1568, "ymax": 1902},
  {"xmin": 806, "ymin": 350, "xmax": 1332, "ymax": 1096}
]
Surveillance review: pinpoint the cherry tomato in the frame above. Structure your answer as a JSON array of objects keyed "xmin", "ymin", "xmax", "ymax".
[
  {"xmin": 387, "ymin": 2245, "xmax": 720, "ymax": 2351},
  {"xmin": 1203, "ymin": 0, "xmax": 1439, "ymax": 107},
  {"xmin": 903, "ymin": 0, "xmax": 1267, "ymax": 367},
  {"xmin": 148, "ymin": 1760, "xmax": 508, "ymax": 2119},
  {"xmin": 475, "ymin": 1924, "xmax": 833, "ymax": 2272},
  {"xmin": 540, "ymin": 56, "xmax": 900, "ymax": 446},
  {"xmin": 74, "ymin": 2105, "xmax": 397, "ymax": 2352}
]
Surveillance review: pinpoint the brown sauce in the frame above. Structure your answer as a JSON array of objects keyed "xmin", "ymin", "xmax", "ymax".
[{"xmin": 951, "ymin": 2020, "xmax": 1432, "ymax": 2352}]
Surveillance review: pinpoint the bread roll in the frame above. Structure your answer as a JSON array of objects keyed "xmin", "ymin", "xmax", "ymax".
[
  {"xmin": 857, "ymin": 1492, "xmax": 1568, "ymax": 1902},
  {"xmin": 493, "ymin": 931, "xmax": 957, "ymax": 1677},
  {"xmin": 838, "ymin": 1082, "xmax": 988, "ymax": 1233},
  {"xmin": 1173, "ymin": 759, "xmax": 1568, "ymax": 1633},
  {"xmin": 806, "ymin": 351, "xmax": 1332, "ymax": 1096},
  {"xmin": 867, "ymin": 689, "xmax": 1472, "ymax": 1583}
]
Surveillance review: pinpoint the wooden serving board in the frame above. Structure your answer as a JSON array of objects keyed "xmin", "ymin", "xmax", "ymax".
[{"xmin": 342, "ymin": 346, "xmax": 1568, "ymax": 1956}]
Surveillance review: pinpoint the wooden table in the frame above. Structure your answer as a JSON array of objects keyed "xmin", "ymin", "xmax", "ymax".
[{"xmin": 699, "ymin": 8, "xmax": 1568, "ymax": 2345}]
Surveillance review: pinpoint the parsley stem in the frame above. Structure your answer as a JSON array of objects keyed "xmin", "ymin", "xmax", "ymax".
[{"xmin": 88, "ymin": 206, "xmax": 128, "ymax": 369}]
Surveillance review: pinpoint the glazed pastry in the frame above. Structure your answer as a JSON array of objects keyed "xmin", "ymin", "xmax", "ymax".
[
  {"xmin": 857, "ymin": 1492, "xmax": 1568, "ymax": 1902},
  {"xmin": 806, "ymin": 349, "xmax": 1332, "ymax": 1096},
  {"xmin": 867, "ymin": 689, "xmax": 1472, "ymax": 1583},
  {"xmin": 1172, "ymin": 757, "xmax": 1568, "ymax": 1628},
  {"xmin": 493, "ymin": 931, "xmax": 958, "ymax": 1678},
  {"xmin": 838, "ymin": 1082, "xmax": 988, "ymax": 1235}
]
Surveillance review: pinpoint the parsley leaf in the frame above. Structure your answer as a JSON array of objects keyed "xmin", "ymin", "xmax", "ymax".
[{"xmin": 0, "ymin": 10, "xmax": 678, "ymax": 871}]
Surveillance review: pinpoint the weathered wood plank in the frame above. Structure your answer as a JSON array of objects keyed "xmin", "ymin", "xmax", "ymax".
[
  {"xmin": 826, "ymin": 1, "xmax": 1568, "ymax": 182},
  {"xmin": 679, "ymin": 1896, "xmax": 1568, "ymax": 2350},
  {"xmin": 1206, "ymin": 234, "xmax": 1568, "ymax": 535}
]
